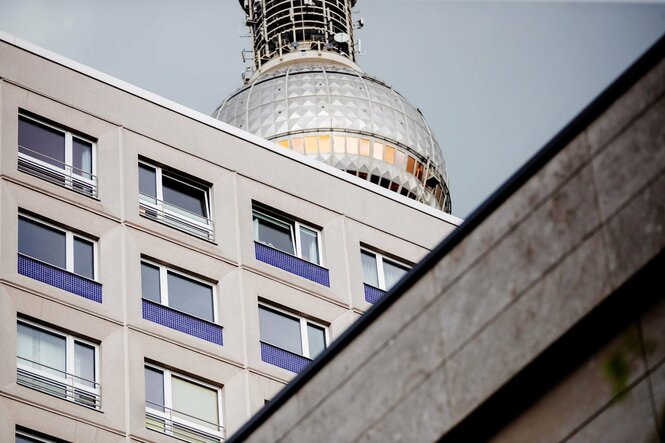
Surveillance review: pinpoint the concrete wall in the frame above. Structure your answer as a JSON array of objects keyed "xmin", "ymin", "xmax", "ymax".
[
  {"xmin": 239, "ymin": 46, "xmax": 665, "ymax": 442},
  {"xmin": 0, "ymin": 35, "xmax": 457, "ymax": 442}
]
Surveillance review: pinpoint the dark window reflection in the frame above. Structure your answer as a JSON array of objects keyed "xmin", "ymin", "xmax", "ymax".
[
  {"xmin": 139, "ymin": 164, "xmax": 157, "ymax": 198},
  {"xmin": 259, "ymin": 306, "xmax": 302, "ymax": 355},
  {"xmin": 162, "ymin": 175, "xmax": 207, "ymax": 217},
  {"xmin": 307, "ymin": 323, "xmax": 326, "ymax": 358},
  {"xmin": 18, "ymin": 216, "xmax": 66, "ymax": 268},
  {"xmin": 72, "ymin": 137, "xmax": 93, "ymax": 176},
  {"xmin": 144, "ymin": 366, "xmax": 165, "ymax": 410},
  {"xmin": 18, "ymin": 116, "xmax": 65, "ymax": 168},
  {"xmin": 167, "ymin": 271, "xmax": 213, "ymax": 322},
  {"xmin": 73, "ymin": 237, "xmax": 94, "ymax": 279},
  {"xmin": 141, "ymin": 262, "xmax": 161, "ymax": 302},
  {"xmin": 254, "ymin": 214, "xmax": 294, "ymax": 255}
]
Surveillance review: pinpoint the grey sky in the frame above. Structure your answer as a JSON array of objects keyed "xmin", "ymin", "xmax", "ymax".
[{"xmin": 0, "ymin": 1, "xmax": 663, "ymax": 217}]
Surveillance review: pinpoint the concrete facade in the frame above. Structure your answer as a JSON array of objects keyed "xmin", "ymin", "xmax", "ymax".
[
  {"xmin": 230, "ymin": 36, "xmax": 665, "ymax": 442},
  {"xmin": 0, "ymin": 32, "xmax": 459, "ymax": 442}
]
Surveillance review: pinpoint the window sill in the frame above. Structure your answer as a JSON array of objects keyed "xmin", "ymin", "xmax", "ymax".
[
  {"xmin": 254, "ymin": 242, "xmax": 330, "ymax": 287},
  {"xmin": 260, "ymin": 341, "xmax": 312, "ymax": 373},
  {"xmin": 142, "ymin": 299, "xmax": 223, "ymax": 346},
  {"xmin": 363, "ymin": 283, "xmax": 387, "ymax": 304},
  {"xmin": 18, "ymin": 254, "xmax": 102, "ymax": 303}
]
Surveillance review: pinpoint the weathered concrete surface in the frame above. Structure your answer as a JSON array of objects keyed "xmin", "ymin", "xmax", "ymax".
[{"xmin": 239, "ymin": 52, "xmax": 665, "ymax": 442}]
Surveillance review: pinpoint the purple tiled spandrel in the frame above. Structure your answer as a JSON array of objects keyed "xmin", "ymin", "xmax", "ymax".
[
  {"xmin": 364, "ymin": 283, "xmax": 387, "ymax": 304},
  {"xmin": 18, "ymin": 254, "xmax": 102, "ymax": 303},
  {"xmin": 255, "ymin": 242, "xmax": 330, "ymax": 286},
  {"xmin": 260, "ymin": 342, "xmax": 311, "ymax": 373},
  {"xmin": 142, "ymin": 299, "xmax": 223, "ymax": 345}
]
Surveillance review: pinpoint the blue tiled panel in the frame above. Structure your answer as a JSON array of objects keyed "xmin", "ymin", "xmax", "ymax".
[
  {"xmin": 260, "ymin": 342, "xmax": 311, "ymax": 373},
  {"xmin": 142, "ymin": 299, "xmax": 223, "ymax": 346},
  {"xmin": 364, "ymin": 283, "xmax": 386, "ymax": 304},
  {"xmin": 255, "ymin": 242, "xmax": 330, "ymax": 286},
  {"xmin": 18, "ymin": 254, "xmax": 102, "ymax": 303}
]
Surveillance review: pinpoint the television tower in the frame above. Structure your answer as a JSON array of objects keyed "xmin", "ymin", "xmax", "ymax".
[{"xmin": 214, "ymin": 0, "xmax": 451, "ymax": 212}]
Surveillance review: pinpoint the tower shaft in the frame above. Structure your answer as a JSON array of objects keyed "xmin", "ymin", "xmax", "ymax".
[{"xmin": 240, "ymin": 0, "xmax": 358, "ymax": 70}]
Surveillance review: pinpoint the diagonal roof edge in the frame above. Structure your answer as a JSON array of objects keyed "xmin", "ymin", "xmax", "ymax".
[{"xmin": 227, "ymin": 30, "xmax": 665, "ymax": 442}]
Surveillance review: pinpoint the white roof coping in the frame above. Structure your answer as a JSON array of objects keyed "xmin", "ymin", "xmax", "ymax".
[{"xmin": 0, "ymin": 30, "xmax": 463, "ymax": 226}]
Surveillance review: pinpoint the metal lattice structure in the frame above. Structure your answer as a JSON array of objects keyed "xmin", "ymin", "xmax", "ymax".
[{"xmin": 218, "ymin": 0, "xmax": 452, "ymax": 213}]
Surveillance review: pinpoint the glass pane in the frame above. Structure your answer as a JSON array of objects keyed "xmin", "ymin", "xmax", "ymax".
[
  {"xmin": 167, "ymin": 272, "xmax": 214, "ymax": 322},
  {"xmin": 361, "ymin": 251, "xmax": 379, "ymax": 287},
  {"xmin": 172, "ymin": 376, "xmax": 219, "ymax": 429},
  {"xmin": 18, "ymin": 116, "xmax": 65, "ymax": 168},
  {"xmin": 144, "ymin": 366, "xmax": 165, "ymax": 410},
  {"xmin": 17, "ymin": 322, "xmax": 66, "ymax": 377},
  {"xmin": 373, "ymin": 141, "xmax": 384, "ymax": 160},
  {"xmin": 299, "ymin": 226, "xmax": 320, "ymax": 264},
  {"xmin": 383, "ymin": 259, "xmax": 409, "ymax": 290},
  {"xmin": 16, "ymin": 434, "xmax": 47, "ymax": 443},
  {"xmin": 319, "ymin": 135, "xmax": 331, "ymax": 153},
  {"xmin": 346, "ymin": 137, "xmax": 358, "ymax": 155},
  {"xmin": 333, "ymin": 136, "xmax": 345, "ymax": 153},
  {"xmin": 259, "ymin": 306, "xmax": 302, "ymax": 355},
  {"xmin": 359, "ymin": 139, "xmax": 371, "ymax": 157},
  {"xmin": 162, "ymin": 175, "xmax": 208, "ymax": 218},
  {"xmin": 138, "ymin": 164, "xmax": 157, "ymax": 198},
  {"xmin": 291, "ymin": 137, "xmax": 304, "ymax": 154},
  {"xmin": 74, "ymin": 341, "xmax": 95, "ymax": 386},
  {"xmin": 384, "ymin": 146, "xmax": 396, "ymax": 164},
  {"xmin": 304, "ymin": 136, "xmax": 318, "ymax": 154},
  {"xmin": 72, "ymin": 137, "xmax": 93, "ymax": 176},
  {"xmin": 254, "ymin": 214, "xmax": 294, "ymax": 255},
  {"xmin": 307, "ymin": 323, "xmax": 326, "ymax": 359},
  {"xmin": 141, "ymin": 262, "xmax": 161, "ymax": 302},
  {"xmin": 73, "ymin": 237, "xmax": 94, "ymax": 279},
  {"xmin": 18, "ymin": 216, "xmax": 66, "ymax": 269}
]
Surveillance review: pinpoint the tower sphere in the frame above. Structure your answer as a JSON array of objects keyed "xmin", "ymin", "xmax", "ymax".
[{"xmin": 216, "ymin": 0, "xmax": 451, "ymax": 212}]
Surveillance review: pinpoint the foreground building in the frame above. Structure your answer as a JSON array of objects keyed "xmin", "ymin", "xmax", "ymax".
[
  {"xmin": 0, "ymin": 24, "xmax": 459, "ymax": 443},
  {"xmin": 227, "ymin": 33, "xmax": 665, "ymax": 443}
]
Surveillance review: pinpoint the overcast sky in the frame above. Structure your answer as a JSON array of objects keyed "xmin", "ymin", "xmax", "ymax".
[{"xmin": 1, "ymin": 1, "xmax": 664, "ymax": 217}]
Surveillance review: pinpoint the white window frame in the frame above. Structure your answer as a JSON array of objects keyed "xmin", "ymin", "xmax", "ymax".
[
  {"xmin": 144, "ymin": 363, "xmax": 224, "ymax": 442},
  {"xmin": 138, "ymin": 160, "xmax": 213, "ymax": 237},
  {"xmin": 16, "ymin": 318, "xmax": 100, "ymax": 408},
  {"xmin": 15, "ymin": 429, "xmax": 57, "ymax": 443},
  {"xmin": 361, "ymin": 247, "xmax": 411, "ymax": 291},
  {"xmin": 252, "ymin": 208, "xmax": 324, "ymax": 266},
  {"xmin": 258, "ymin": 303, "xmax": 329, "ymax": 359},
  {"xmin": 141, "ymin": 259, "xmax": 218, "ymax": 323},
  {"xmin": 18, "ymin": 112, "xmax": 97, "ymax": 193},
  {"xmin": 18, "ymin": 213, "xmax": 98, "ymax": 281}
]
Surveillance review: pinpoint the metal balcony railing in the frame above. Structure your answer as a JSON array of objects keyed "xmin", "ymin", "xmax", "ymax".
[
  {"xmin": 145, "ymin": 400, "xmax": 224, "ymax": 443},
  {"xmin": 139, "ymin": 195, "xmax": 214, "ymax": 241},
  {"xmin": 18, "ymin": 146, "xmax": 97, "ymax": 198},
  {"xmin": 17, "ymin": 356, "xmax": 101, "ymax": 410}
]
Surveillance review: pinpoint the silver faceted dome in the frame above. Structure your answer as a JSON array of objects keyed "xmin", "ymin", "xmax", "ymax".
[{"xmin": 214, "ymin": 63, "xmax": 451, "ymax": 212}]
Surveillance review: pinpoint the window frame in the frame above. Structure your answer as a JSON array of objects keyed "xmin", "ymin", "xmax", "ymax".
[
  {"xmin": 258, "ymin": 303, "xmax": 329, "ymax": 360},
  {"xmin": 16, "ymin": 318, "xmax": 100, "ymax": 407},
  {"xmin": 360, "ymin": 247, "xmax": 411, "ymax": 291},
  {"xmin": 252, "ymin": 207, "xmax": 323, "ymax": 266},
  {"xmin": 18, "ymin": 213, "xmax": 98, "ymax": 281},
  {"xmin": 18, "ymin": 112, "xmax": 97, "ymax": 194},
  {"xmin": 144, "ymin": 363, "xmax": 223, "ymax": 441},
  {"xmin": 15, "ymin": 429, "xmax": 58, "ymax": 443},
  {"xmin": 138, "ymin": 160, "xmax": 213, "ymax": 238},
  {"xmin": 140, "ymin": 259, "xmax": 218, "ymax": 324}
]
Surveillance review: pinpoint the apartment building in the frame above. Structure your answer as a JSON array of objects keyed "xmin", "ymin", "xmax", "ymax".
[{"xmin": 0, "ymin": 32, "xmax": 459, "ymax": 443}]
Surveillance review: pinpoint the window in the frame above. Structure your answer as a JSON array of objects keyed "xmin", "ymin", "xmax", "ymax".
[
  {"xmin": 361, "ymin": 249, "xmax": 410, "ymax": 291},
  {"xmin": 18, "ymin": 214, "xmax": 96, "ymax": 280},
  {"xmin": 16, "ymin": 429, "xmax": 59, "ymax": 443},
  {"xmin": 141, "ymin": 260, "xmax": 216, "ymax": 323},
  {"xmin": 259, "ymin": 304, "xmax": 327, "ymax": 360},
  {"xmin": 18, "ymin": 113, "xmax": 96, "ymax": 197},
  {"xmin": 138, "ymin": 161, "xmax": 213, "ymax": 241},
  {"xmin": 144, "ymin": 364, "xmax": 223, "ymax": 442},
  {"xmin": 253, "ymin": 207, "xmax": 321, "ymax": 265},
  {"xmin": 16, "ymin": 319, "xmax": 100, "ymax": 409}
]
